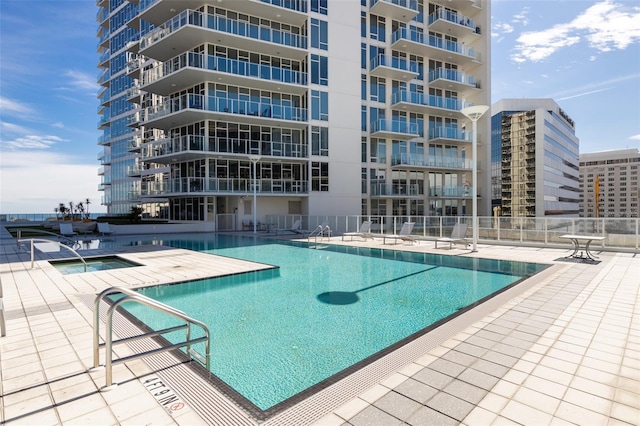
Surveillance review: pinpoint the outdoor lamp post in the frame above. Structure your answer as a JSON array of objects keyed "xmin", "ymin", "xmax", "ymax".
[
  {"xmin": 461, "ymin": 105, "xmax": 489, "ymax": 252},
  {"xmin": 249, "ymin": 154, "xmax": 261, "ymax": 233}
]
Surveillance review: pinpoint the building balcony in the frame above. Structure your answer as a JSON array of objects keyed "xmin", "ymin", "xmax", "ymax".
[
  {"xmin": 127, "ymin": 163, "xmax": 169, "ymax": 177},
  {"xmin": 126, "ymin": 56, "xmax": 143, "ymax": 77},
  {"xmin": 427, "ymin": 8, "xmax": 481, "ymax": 39},
  {"xmin": 127, "ymin": 135, "xmax": 143, "ymax": 152},
  {"xmin": 391, "ymin": 90, "xmax": 472, "ymax": 117},
  {"xmin": 139, "ymin": 0, "xmax": 307, "ymax": 27},
  {"xmin": 369, "ymin": 0, "xmax": 419, "ymax": 23},
  {"xmin": 141, "ymin": 177, "xmax": 309, "ymax": 197},
  {"xmin": 369, "ymin": 55, "xmax": 420, "ymax": 82},
  {"xmin": 429, "ymin": 186, "xmax": 474, "ymax": 198},
  {"xmin": 142, "ymin": 135, "xmax": 308, "ymax": 163},
  {"xmin": 429, "ymin": 0, "xmax": 482, "ymax": 16},
  {"xmin": 370, "ymin": 119, "xmax": 422, "ymax": 140},
  {"xmin": 390, "ymin": 153, "xmax": 471, "ymax": 171},
  {"xmin": 139, "ymin": 9, "xmax": 307, "ymax": 62},
  {"xmin": 427, "ymin": 68, "xmax": 480, "ymax": 92},
  {"xmin": 391, "ymin": 28, "xmax": 481, "ymax": 66},
  {"xmin": 139, "ymin": 93, "xmax": 308, "ymax": 130},
  {"xmin": 427, "ymin": 126, "xmax": 470, "ymax": 144},
  {"xmin": 141, "ymin": 51, "xmax": 307, "ymax": 96},
  {"xmin": 98, "ymin": 49, "xmax": 110, "ymax": 68},
  {"xmin": 98, "ymin": 151, "xmax": 112, "ymax": 165},
  {"xmin": 369, "ymin": 182, "xmax": 423, "ymax": 197},
  {"xmin": 98, "ymin": 69, "xmax": 110, "ymax": 86},
  {"xmin": 127, "ymin": 86, "xmax": 142, "ymax": 104}
]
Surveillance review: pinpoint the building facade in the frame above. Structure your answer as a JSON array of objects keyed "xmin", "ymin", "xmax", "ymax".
[
  {"xmin": 491, "ymin": 98, "xmax": 580, "ymax": 218},
  {"xmin": 96, "ymin": 0, "xmax": 491, "ymax": 227},
  {"xmin": 579, "ymin": 149, "xmax": 640, "ymax": 218}
]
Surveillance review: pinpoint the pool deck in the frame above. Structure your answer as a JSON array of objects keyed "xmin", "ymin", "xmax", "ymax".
[{"xmin": 0, "ymin": 226, "xmax": 638, "ymax": 425}]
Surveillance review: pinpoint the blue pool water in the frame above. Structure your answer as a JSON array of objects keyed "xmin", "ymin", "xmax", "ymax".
[{"xmin": 118, "ymin": 235, "xmax": 547, "ymax": 412}]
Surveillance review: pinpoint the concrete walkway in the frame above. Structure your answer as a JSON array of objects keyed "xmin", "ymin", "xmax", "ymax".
[{"xmin": 0, "ymin": 225, "xmax": 638, "ymax": 425}]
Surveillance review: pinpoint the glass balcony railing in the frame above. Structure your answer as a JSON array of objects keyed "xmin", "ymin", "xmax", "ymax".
[
  {"xmin": 428, "ymin": 68, "xmax": 478, "ymax": 88},
  {"xmin": 428, "ymin": 126, "xmax": 470, "ymax": 142},
  {"xmin": 370, "ymin": 54, "xmax": 420, "ymax": 75},
  {"xmin": 369, "ymin": 182, "xmax": 422, "ymax": 196},
  {"xmin": 143, "ymin": 93, "xmax": 308, "ymax": 123},
  {"xmin": 429, "ymin": 186, "xmax": 472, "ymax": 197},
  {"xmin": 391, "ymin": 28, "xmax": 480, "ymax": 61},
  {"xmin": 142, "ymin": 51, "xmax": 307, "ymax": 87},
  {"xmin": 143, "ymin": 135, "xmax": 308, "ymax": 159},
  {"xmin": 392, "ymin": 90, "xmax": 472, "ymax": 112},
  {"xmin": 141, "ymin": 177, "xmax": 308, "ymax": 196},
  {"xmin": 428, "ymin": 8, "xmax": 477, "ymax": 33},
  {"xmin": 390, "ymin": 153, "xmax": 471, "ymax": 169},
  {"xmin": 370, "ymin": 119, "xmax": 422, "ymax": 136},
  {"xmin": 140, "ymin": 9, "xmax": 307, "ymax": 52}
]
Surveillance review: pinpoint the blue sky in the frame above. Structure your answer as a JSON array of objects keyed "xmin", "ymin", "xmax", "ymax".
[{"xmin": 0, "ymin": 0, "xmax": 639, "ymax": 213}]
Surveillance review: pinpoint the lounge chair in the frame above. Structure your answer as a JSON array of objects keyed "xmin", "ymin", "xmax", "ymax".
[
  {"xmin": 342, "ymin": 220, "xmax": 372, "ymax": 241},
  {"xmin": 59, "ymin": 222, "xmax": 77, "ymax": 237},
  {"xmin": 435, "ymin": 223, "xmax": 469, "ymax": 249},
  {"xmin": 276, "ymin": 219, "xmax": 307, "ymax": 235},
  {"xmin": 97, "ymin": 222, "xmax": 115, "ymax": 236},
  {"xmin": 382, "ymin": 222, "xmax": 416, "ymax": 245}
]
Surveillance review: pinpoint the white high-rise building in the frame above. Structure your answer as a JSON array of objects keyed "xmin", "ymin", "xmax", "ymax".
[
  {"xmin": 491, "ymin": 98, "xmax": 580, "ymax": 218},
  {"xmin": 580, "ymin": 149, "xmax": 640, "ymax": 218},
  {"xmin": 96, "ymin": 0, "xmax": 491, "ymax": 226}
]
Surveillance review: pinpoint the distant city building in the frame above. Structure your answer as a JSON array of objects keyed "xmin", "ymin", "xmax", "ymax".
[
  {"xmin": 490, "ymin": 99, "xmax": 580, "ymax": 218},
  {"xmin": 579, "ymin": 149, "xmax": 640, "ymax": 218},
  {"xmin": 95, "ymin": 0, "xmax": 492, "ymax": 224}
]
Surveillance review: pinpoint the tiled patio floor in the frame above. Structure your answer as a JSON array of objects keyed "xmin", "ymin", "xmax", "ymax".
[{"xmin": 0, "ymin": 225, "xmax": 638, "ymax": 425}]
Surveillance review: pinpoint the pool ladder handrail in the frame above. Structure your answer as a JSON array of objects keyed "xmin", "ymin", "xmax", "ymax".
[
  {"xmin": 17, "ymin": 236, "xmax": 87, "ymax": 272},
  {"xmin": 308, "ymin": 224, "xmax": 331, "ymax": 244},
  {"xmin": 91, "ymin": 286, "xmax": 211, "ymax": 391}
]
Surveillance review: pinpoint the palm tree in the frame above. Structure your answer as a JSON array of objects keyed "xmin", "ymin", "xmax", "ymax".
[
  {"xmin": 68, "ymin": 201, "xmax": 74, "ymax": 219},
  {"xmin": 85, "ymin": 198, "xmax": 91, "ymax": 219},
  {"xmin": 54, "ymin": 207, "xmax": 60, "ymax": 220}
]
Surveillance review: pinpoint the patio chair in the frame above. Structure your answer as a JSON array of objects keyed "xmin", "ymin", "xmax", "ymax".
[
  {"xmin": 276, "ymin": 219, "xmax": 307, "ymax": 235},
  {"xmin": 342, "ymin": 220, "xmax": 372, "ymax": 241},
  {"xmin": 435, "ymin": 223, "xmax": 469, "ymax": 249},
  {"xmin": 59, "ymin": 222, "xmax": 77, "ymax": 237},
  {"xmin": 382, "ymin": 222, "xmax": 416, "ymax": 245},
  {"xmin": 97, "ymin": 222, "xmax": 115, "ymax": 236}
]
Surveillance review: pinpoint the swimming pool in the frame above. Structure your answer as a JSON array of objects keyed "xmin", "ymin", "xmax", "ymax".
[
  {"xmin": 51, "ymin": 256, "xmax": 140, "ymax": 274},
  {"xmin": 115, "ymin": 235, "xmax": 547, "ymax": 415}
]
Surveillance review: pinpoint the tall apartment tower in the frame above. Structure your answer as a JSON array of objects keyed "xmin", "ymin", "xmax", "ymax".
[
  {"xmin": 579, "ymin": 149, "xmax": 640, "ymax": 218},
  {"xmin": 491, "ymin": 99, "xmax": 580, "ymax": 218},
  {"xmin": 96, "ymin": 0, "xmax": 491, "ymax": 225}
]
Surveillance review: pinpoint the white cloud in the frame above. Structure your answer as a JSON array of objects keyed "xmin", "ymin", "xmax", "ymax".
[
  {"xmin": 1, "ymin": 121, "xmax": 32, "ymax": 135},
  {"xmin": 492, "ymin": 22, "xmax": 514, "ymax": 38},
  {"xmin": 556, "ymin": 87, "xmax": 612, "ymax": 101},
  {"xmin": 0, "ymin": 151, "xmax": 101, "ymax": 213},
  {"xmin": 1, "ymin": 134, "xmax": 65, "ymax": 150},
  {"xmin": 0, "ymin": 96, "xmax": 33, "ymax": 115},
  {"xmin": 512, "ymin": 7, "xmax": 530, "ymax": 27},
  {"xmin": 511, "ymin": 1, "xmax": 640, "ymax": 62},
  {"xmin": 52, "ymin": 122, "xmax": 64, "ymax": 129},
  {"xmin": 630, "ymin": 134, "xmax": 640, "ymax": 140},
  {"xmin": 59, "ymin": 70, "xmax": 100, "ymax": 96}
]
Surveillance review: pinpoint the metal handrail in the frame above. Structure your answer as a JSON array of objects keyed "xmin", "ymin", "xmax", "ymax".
[
  {"xmin": 16, "ymin": 228, "xmax": 77, "ymax": 246},
  {"xmin": 91, "ymin": 286, "xmax": 211, "ymax": 391},
  {"xmin": 17, "ymin": 237, "xmax": 87, "ymax": 272}
]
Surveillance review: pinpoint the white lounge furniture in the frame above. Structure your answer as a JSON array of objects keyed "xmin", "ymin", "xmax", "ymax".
[
  {"xmin": 97, "ymin": 222, "xmax": 115, "ymax": 236},
  {"xmin": 276, "ymin": 219, "xmax": 307, "ymax": 235},
  {"xmin": 435, "ymin": 223, "xmax": 469, "ymax": 249},
  {"xmin": 59, "ymin": 222, "xmax": 77, "ymax": 237},
  {"xmin": 342, "ymin": 220, "xmax": 372, "ymax": 241},
  {"xmin": 382, "ymin": 222, "xmax": 416, "ymax": 245}
]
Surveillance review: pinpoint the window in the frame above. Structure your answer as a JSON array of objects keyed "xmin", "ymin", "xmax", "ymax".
[
  {"xmin": 311, "ymin": 18, "xmax": 328, "ymax": 50},
  {"xmin": 311, "ymin": 126, "xmax": 329, "ymax": 156},
  {"xmin": 370, "ymin": 76, "xmax": 386, "ymax": 102},
  {"xmin": 311, "ymin": 54, "xmax": 328, "ymax": 85},
  {"xmin": 311, "ymin": 90, "xmax": 328, "ymax": 121},
  {"xmin": 311, "ymin": 161, "xmax": 329, "ymax": 191},
  {"xmin": 370, "ymin": 14, "xmax": 385, "ymax": 41},
  {"xmin": 311, "ymin": 0, "xmax": 327, "ymax": 15}
]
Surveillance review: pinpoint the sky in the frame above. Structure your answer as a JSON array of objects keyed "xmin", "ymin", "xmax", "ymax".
[{"xmin": 0, "ymin": 0, "xmax": 639, "ymax": 214}]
